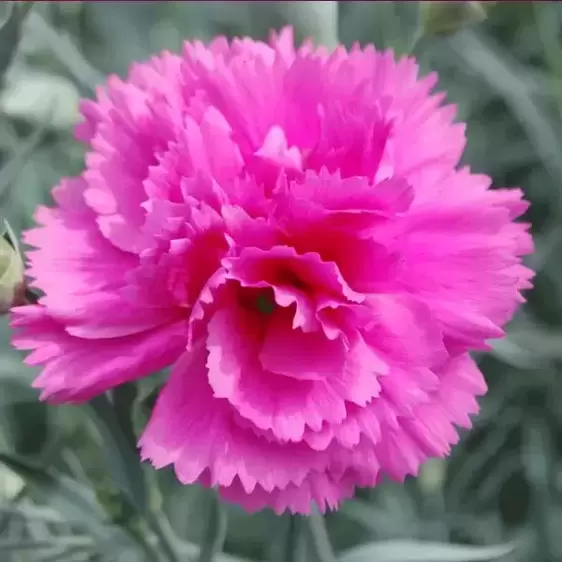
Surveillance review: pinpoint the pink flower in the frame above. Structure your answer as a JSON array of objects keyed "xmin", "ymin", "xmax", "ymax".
[{"xmin": 11, "ymin": 28, "xmax": 533, "ymax": 514}]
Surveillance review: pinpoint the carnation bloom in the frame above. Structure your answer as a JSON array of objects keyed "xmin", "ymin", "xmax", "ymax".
[{"xmin": 11, "ymin": 28, "xmax": 533, "ymax": 514}]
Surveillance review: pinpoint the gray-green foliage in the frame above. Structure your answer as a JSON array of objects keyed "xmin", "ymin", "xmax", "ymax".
[{"xmin": 0, "ymin": 1, "xmax": 560, "ymax": 561}]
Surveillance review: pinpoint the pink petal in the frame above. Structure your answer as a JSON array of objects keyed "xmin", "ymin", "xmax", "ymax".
[
  {"xmin": 11, "ymin": 306, "xmax": 187, "ymax": 403},
  {"xmin": 140, "ymin": 343, "xmax": 334, "ymax": 491},
  {"xmin": 259, "ymin": 307, "xmax": 347, "ymax": 381},
  {"xmin": 362, "ymin": 293, "xmax": 448, "ymax": 368},
  {"xmin": 224, "ymin": 245, "xmax": 365, "ymax": 305},
  {"xmin": 206, "ymin": 303, "xmax": 347, "ymax": 441}
]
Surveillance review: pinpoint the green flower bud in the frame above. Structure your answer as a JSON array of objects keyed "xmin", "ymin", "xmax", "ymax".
[
  {"xmin": 0, "ymin": 234, "xmax": 25, "ymax": 313},
  {"xmin": 421, "ymin": 1, "xmax": 491, "ymax": 37}
]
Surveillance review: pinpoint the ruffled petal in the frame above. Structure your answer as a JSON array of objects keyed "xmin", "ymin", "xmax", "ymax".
[
  {"xmin": 206, "ymin": 303, "xmax": 347, "ymax": 441},
  {"xmin": 11, "ymin": 306, "xmax": 188, "ymax": 403},
  {"xmin": 139, "ymin": 344, "xmax": 334, "ymax": 491}
]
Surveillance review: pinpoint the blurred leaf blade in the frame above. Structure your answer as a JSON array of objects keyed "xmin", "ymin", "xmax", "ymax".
[
  {"xmin": 306, "ymin": 513, "xmax": 337, "ymax": 562},
  {"xmin": 0, "ymin": 103, "xmax": 53, "ymax": 215},
  {"xmin": 197, "ymin": 492, "xmax": 228, "ymax": 562},
  {"xmin": 0, "ymin": 1, "xmax": 34, "ymax": 78},
  {"xmin": 449, "ymin": 29, "xmax": 562, "ymax": 207},
  {"xmin": 0, "ymin": 451, "xmax": 108, "ymax": 529},
  {"xmin": 89, "ymin": 392, "xmax": 148, "ymax": 515},
  {"xmin": 0, "ymin": 451, "xmax": 147, "ymax": 559},
  {"xmin": 25, "ymin": 10, "xmax": 104, "ymax": 92},
  {"xmin": 338, "ymin": 539, "xmax": 517, "ymax": 562}
]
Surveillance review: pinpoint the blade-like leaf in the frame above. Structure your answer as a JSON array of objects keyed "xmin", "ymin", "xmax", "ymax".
[
  {"xmin": 0, "ymin": 103, "xmax": 53, "ymax": 214},
  {"xmin": 0, "ymin": 452, "xmax": 108, "ymax": 529},
  {"xmin": 282, "ymin": 515, "xmax": 307, "ymax": 562},
  {"xmin": 450, "ymin": 29, "xmax": 562, "ymax": 209},
  {"xmin": 0, "ymin": 452, "xmax": 145, "ymax": 559},
  {"xmin": 197, "ymin": 492, "xmax": 228, "ymax": 562},
  {"xmin": 131, "ymin": 371, "xmax": 167, "ymax": 436},
  {"xmin": 88, "ymin": 392, "xmax": 147, "ymax": 514},
  {"xmin": 273, "ymin": 1, "xmax": 339, "ymax": 49},
  {"xmin": 306, "ymin": 512, "xmax": 337, "ymax": 562},
  {"xmin": 0, "ymin": 535, "xmax": 92, "ymax": 552},
  {"xmin": 0, "ymin": 1, "xmax": 34, "ymax": 78},
  {"xmin": 25, "ymin": 11, "xmax": 104, "ymax": 93},
  {"xmin": 338, "ymin": 539, "xmax": 517, "ymax": 562}
]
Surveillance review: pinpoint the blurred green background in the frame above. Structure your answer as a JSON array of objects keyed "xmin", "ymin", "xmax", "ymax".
[{"xmin": 0, "ymin": 2, "xmax": 561, "ymax": 561}]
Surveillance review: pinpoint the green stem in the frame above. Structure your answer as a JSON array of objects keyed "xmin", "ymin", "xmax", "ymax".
[
  {"xmin": 409, "ymin": 24, "xmax": 425, "ymax": 54},
  {"xmin": 283, "ymin": 515, "xmax": 306, "ymax": 562},
  {"xmin": 147, "ymin": 511, "xmax": 183, "ymax": 562},
  {"xmin": 125, "ymin": 522, "xmax": 162, "ymax": 562},
  {"xmin": 534, "ymin": 2, "xmax": 562, "ymax": 119},
  {"xmin": 197, "ymin": 492, "xmax": 228, "ymax": 562},
  {"xmin": 306, "ymin": 512, "xmax": 337, "ymax": 562}
]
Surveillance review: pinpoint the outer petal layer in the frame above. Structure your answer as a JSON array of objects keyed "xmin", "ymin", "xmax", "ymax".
[{"xmin": 11, "ymin": 306, "xmax": 187, "ymax": 402}]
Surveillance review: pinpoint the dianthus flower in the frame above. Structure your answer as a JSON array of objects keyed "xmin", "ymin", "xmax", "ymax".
[{"xmin": 11, "ymin": 28, "xmax": 533, "ymax": 514}]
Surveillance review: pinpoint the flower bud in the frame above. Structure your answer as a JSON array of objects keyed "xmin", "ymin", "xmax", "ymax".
[
  {"xmin": 421, "ymin": 1, "xmax": 491, "ymax": 37},
  {"xmin": 0, "ymin": 234, "xmax": 25, "ymax": 313}
]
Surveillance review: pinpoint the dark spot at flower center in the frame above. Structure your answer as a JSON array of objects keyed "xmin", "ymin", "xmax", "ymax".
[
  {"xmin": 238, "ymin": 287, "xmax": 277, "ymax": 316},
  {"xmin": 256, "ymin": 293, "xmax": 276, "ymax": 315},
  {"xmin": 237, "ymin": 268, "xmax": 311, "ymax": 317}
]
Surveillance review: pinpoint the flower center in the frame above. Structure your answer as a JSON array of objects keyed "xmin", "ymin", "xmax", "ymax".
[
  {"xmin": 256, "ymin": 293, "xmax": 276, "ymax": 315},
  {"xmin": 238, "ymin": 287, "xmax": 277, "ymax": 316}
]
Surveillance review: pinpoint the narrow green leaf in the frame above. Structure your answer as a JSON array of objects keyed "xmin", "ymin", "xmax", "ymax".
[
  {"xmin": 338, "ymin": 2, "xmax": 419, "ymax": 56},
  {"xmin": 0, "ymin": 105, "xmax": 53, "ymax": 214},
  {"xmin": 275, "ymin": 1, "xmax": 339, "ymax": 49},
  {"xmin": 306, "ymin": 512, "xmax": 337, "ymax": 562},
  {"xmin": 89, "ymin": 392, "xmax": 148, "ymax": 514},
  {"xmin": 197, "ymin": 492, "xmax": 229, "ymax": 562},
  {"xmin": 0, "ymin": 535, "xmax": 92, "ymax": 552},
  {"xmin": 522, "ymin": 419, "xmax": 557, "ymax": 561},
  {"xmin": 0, "ymin": 452, "xmax": 109, "ymax": 532},
  {"xmin": 450, "ymin": 29, "xmax": 562, "ymax": 204},
  {"xmin": 112, "ymin": 384, "xmax": 140, "ymax": 443},
  {"xmin": 534, "ymin": 2, "xmax": 562, "ymax": 110},
  {"xmin": 338, "ymin": 539, "xmax": 517, "ymax": 562},
  {"xmin": 16, "ymin": 1, "xmax": 36, "ymax": 20},
  {"xmin": 0, "ymin": 452, "xmax": 145, "ymax": 559},
  {"xmin": 276, "ymin": 515, "xmax": 307, "ymax": 562},
  {"xmin": 340, "ymin": 499, "xmax": 414, "ymax": 538},
  {"xmin": 25, "ymin": 11, "xmax": 104, "ymax": 93},
  {"xmin": 0, "ymin": 1, "xmax": 35, "ymax": 79},
  {"xmin": 145, "ymin": 511, "xmax": 182, "ymax": 562},
  {"xmin": 173, "ymin": 539, "xmax": 251, "ymax": 562},
  {"xmin": 40, "ymin": 545, "xmax": 94, "ymax": 562},
  {"xmin": 131, "ymin": 371, "xmax": 166, "ymax": 436}
]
